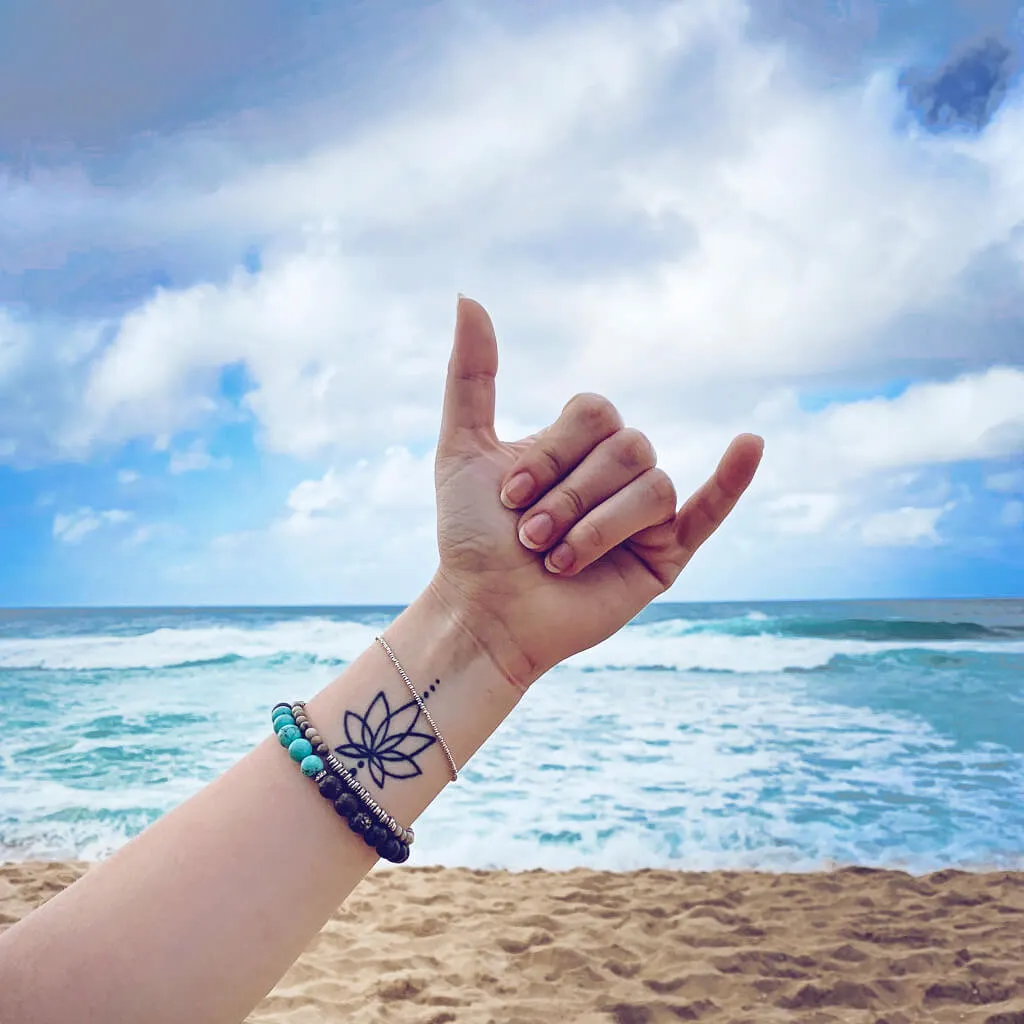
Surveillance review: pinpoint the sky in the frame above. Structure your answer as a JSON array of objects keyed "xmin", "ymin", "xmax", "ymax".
[{"xmin": 0, "ymin": 0, "xmax": 1022, "ymax": 606}]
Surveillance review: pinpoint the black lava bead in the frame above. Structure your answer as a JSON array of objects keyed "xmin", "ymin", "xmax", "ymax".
[
  {"xmin": 365, "ymin": 824, "xmax": 387, "ymax": 849},
  {"xmin": 391, "ymin": 842, "xmax": 410, "ymax": 864},
  {"xmin": 318, "ymin": 775, "xmax": 342, "ymax": 801},
  {"xmin": 333, "ymin": 793, "xmax": 359, "ymax": 818},
  {"xmin": 348, "ymin": 812, "xmax": 373, "ymax": 835},
  {"xmin": 379, "ymin": 836, "xmax": 403, "ymax": 863}
]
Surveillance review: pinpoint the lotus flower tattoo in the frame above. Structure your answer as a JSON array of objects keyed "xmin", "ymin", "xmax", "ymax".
[{"xmin": 334, "ymin": 691, "xmax": 436, "ymax": 788}]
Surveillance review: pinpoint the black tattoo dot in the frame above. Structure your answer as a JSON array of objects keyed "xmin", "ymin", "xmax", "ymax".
[{"xmin": 357, "ymin": 760, "xmax": 365, "ymax": 768}]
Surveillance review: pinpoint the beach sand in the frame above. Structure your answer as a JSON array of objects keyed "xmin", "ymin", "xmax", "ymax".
[{"xmin": 2, "ymin": 862, "xmax": 1023, "ymax": 1023}]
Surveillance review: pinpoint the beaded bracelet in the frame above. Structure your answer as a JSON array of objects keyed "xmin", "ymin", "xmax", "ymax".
[
  {"xmin": 272, "ymin": 701, "xmax": 410, "ymax": 862},
  {"xmin": 272, "ymin": 702, "xmax": 412, "ymax": 863},
  {"xmin": 376, "ymin": 635, "xmax": 459, "ymax": 783},
  {"xmin": 288, "ymin": 702, "xmax": 413, "ymax": 846}
]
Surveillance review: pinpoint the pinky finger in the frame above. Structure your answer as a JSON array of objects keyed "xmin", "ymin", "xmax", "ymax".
[
  {"xmin": 674, "ymin": 433, "xmax": 764, "ymax": 561},
  {"xmin": 544, "ymin": 468, "xmax": 677, "ymax": 575}
]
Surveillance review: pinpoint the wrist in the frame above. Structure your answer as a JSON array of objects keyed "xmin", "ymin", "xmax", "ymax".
[
  {"xmin": 373, "ymin": 585, "xmax": 526, "ymax": 781},
  {"xmin": 426, "ymin": 571, "xmax": 543, "ymax": 694},
  {"xmin": 305, "ymin": 584, "xmax": 524, "ymax": 830}
]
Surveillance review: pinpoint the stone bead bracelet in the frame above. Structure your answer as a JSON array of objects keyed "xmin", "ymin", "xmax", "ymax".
[
  {"xmin": 272, "ymin": 702, "xmax": 412, "ymax": 863},
  {"xmin": 272, "ymin": 704, "xmax": 324, "ymax": 777},
  {"xmin": 287, "ymin": 701, "xmax": 414, "ymax": 846}
]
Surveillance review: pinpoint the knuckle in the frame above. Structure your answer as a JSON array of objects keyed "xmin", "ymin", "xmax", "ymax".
[
  {"xmin": 537, "ymin": 445, "xmax": 564, "ymax": 479},
  {"xmin": 566, "ymin": 392, "xmax": 621, "ymax": 435},
  {"xmin": 559, "ymin": 484, "xmax": 587, "ymax": 520},
  {"xmin": 647, "ymin": 468, "xmax": 677, "ymax": 510},
  {"xmin": 577, "ymin": 516, "xmax": 605, "ymax": 553},
  {"xmin": 615, "ymin": 428, "xmax": 656, "ymax": 472},
  {"xmin": 696, "ymin": 490, "xmax": 720, "ymax": 528}
]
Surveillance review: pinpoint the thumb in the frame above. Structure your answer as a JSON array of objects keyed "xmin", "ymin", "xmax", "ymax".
[{"xmin": 440, "ymin": 295, "xmax": 498, "ymax": 444}]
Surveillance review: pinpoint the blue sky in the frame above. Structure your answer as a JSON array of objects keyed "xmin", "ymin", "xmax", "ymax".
[{"xmin": 1, "ymin": 0, "xmax": 1022, "ymax": 605}]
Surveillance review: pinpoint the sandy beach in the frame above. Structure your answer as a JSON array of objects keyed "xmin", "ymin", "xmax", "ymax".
[{"xmin": 2, "ymin": 862, "xmax": 1023, "ymax": 1023}]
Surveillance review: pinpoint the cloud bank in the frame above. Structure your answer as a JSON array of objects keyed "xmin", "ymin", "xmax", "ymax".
[{"xmin": 2, "ymin": 0, "xmax": 1021, "ymax": 603}]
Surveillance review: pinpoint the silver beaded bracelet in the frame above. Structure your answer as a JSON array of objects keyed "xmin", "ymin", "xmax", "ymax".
[{"xmin": 375, "ymin": 635, "xmax": 460, "ymax": 783}]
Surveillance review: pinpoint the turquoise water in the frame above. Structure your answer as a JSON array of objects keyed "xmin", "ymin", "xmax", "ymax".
[{"xmin": 1, "ymin": 599, "xmax": 1022, "ymax": 871}]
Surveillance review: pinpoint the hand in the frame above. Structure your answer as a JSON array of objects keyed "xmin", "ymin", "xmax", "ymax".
[{"xmin": 430, "ymin": 297, "xmax": 763, "ymax": 689}]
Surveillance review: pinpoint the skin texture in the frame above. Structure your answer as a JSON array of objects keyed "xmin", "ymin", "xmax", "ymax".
[{"xmin": 0, "ymin": 297, "xmax": 762, "ymax": 1024}]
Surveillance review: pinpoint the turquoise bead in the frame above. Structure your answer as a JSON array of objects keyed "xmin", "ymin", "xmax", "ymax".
[
  {"xmin": 300, "ymin": 754, "xmax": 324, "ymax": 777},
  {"xmin": 277, "ymin": 724, "xmax": 301, "ymax": 747},
  {"xmin": 288, "ymin": 737, "xmax": 313, "ymax": 762},
  {"xmin": 272, "ymin": 709, "xmax": 294, "ymax": 728}
]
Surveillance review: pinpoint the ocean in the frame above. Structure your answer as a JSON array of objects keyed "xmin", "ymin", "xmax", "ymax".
[{"xmin": 1, "ymin": 599, "xmax": 1022, "ymax": 873}]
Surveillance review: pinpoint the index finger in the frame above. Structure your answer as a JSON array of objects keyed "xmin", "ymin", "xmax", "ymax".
[{"xmin": 499, "ymin": 393, "xmax": 624, "ymax": 508}]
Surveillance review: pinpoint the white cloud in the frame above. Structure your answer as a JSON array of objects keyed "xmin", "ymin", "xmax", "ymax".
[
  {"xmin": 1000, "ymin": 500, "xmax": 1024, "ymax": 527},
  {"xmin": 20, "ymin": 0, "xmax": 1018, "ymax": 466},
  {"xmin": 647, "ymin": 367, "xmax": 1024, "ymax": 524},
  {"xmin": 198, "ymin": 447, "xmax": 437, "ymax": 603},
  {"xmin": 286, "ymin": 467, "xmax": 347, "ymax": 520},
  {"xmin": 751, "ymin": 368, "xmax": 1024, "ymax": 500},
  {"xmin": 117, "ymin": 469, "xmax": 140, "ymax": 484},
  {"xmin": 0, "ymin": 310, "xmax": 105, "ymax": 464},
  {"xmin": 814, "ymin": 369, "xmax": 1024, "ymax": 470},
  {"xmin": 986, "ymin": 468, "xmax": 1024, "ymax": 493},
  {"xmin": 563, "ymin": 102, "xmax": 1024, "ymax": 398},
  {"xmin": 281, "ymin": 448, "xmax": 434, "ymax": 531},
  {"xmin": 860, "ymin": 505, "xmax": 951, "ymax": 547},
  {"xmin": 53, "ymin": 508, "xmax": 133, "ymax": 545},
  {"xmin": 283, "ymin": 447, "xmax": 433, "ymax": 529},
  {"xmin": 763, "ymin": 493, "xmax": 841, "ymax": 534},
  {"xmin": 125, "ymin": 522, "xmax": 180, "ymax": 548},
  {"xmin": 168, "ymin": 440, "xmax": 230, "ymax": 474}
]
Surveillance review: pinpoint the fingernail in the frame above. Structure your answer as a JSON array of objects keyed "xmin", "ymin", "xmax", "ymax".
[
  {"xmin": 519, "ymin": 512, "xmax": 553, "ymax": 549},
  {"xmin": 501, "ymin": 472, "xmax": 534, "ymax": 509},
  {"xmin": 546, "ymin": 542, "xmax": 574, "ymax": 573}
]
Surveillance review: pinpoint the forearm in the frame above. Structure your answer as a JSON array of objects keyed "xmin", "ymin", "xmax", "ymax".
[{"xmin": 0, "ymin": 585, "xmax": 524, "ymax": 1024}]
